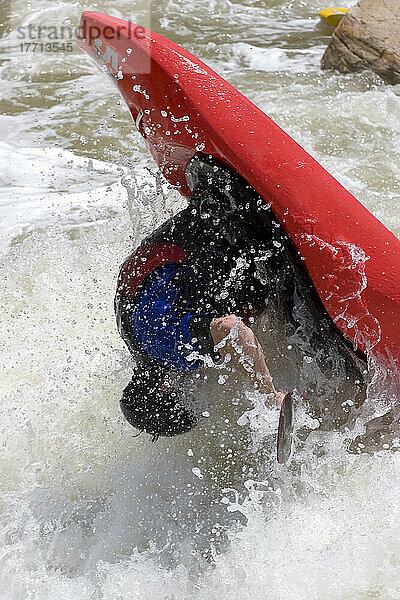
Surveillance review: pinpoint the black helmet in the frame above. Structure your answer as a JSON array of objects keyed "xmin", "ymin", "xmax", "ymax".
[{"xmin": 120, "ymin": 366, "xmax": 197, "ymax": 440}]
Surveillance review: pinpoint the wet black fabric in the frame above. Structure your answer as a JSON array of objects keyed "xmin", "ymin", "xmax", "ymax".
[{"xmin": 116, "ymin": 177, "xmax": 280, "ymax": 369}]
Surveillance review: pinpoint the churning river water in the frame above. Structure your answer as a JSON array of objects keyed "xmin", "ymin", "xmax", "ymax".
[{"xmin": 1, "ymin": 0, "xmax": 400, "ymax": 598}]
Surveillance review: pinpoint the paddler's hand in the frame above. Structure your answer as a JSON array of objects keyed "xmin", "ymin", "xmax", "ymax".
[
  {"xmin": 267, "ymin": 389, "xmax": 287, "ymax": 409},
  {"xmin": 210, "ymin": 315, "xmax": 284, "ymax": 406}
]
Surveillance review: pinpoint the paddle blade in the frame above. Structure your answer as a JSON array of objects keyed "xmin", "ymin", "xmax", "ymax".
[{"xmin": 277, "ymin": 392, "xmax": 294, "ymax": 464}]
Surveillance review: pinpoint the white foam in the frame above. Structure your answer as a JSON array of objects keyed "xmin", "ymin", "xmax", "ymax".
[
  {"xmin": 225, "ymin": 42, "xmax": 325, "ymax": 73},
  {"xmin": 0, "ymin": 143, "xmax": 124, "ymax": 250}
]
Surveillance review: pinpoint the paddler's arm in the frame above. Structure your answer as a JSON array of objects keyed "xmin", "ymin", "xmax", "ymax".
[{"xmin": 210, "ymin": 315, "xmax": 285, "ymax": 407}]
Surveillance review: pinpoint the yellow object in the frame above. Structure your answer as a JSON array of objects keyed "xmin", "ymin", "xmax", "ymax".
[{"xmin": 319, "ymin": 7, "xmax": 348, "ymax": 27}]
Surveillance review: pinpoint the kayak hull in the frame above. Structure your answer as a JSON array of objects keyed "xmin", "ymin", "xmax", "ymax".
[{"xmin": 77, "ymin": 12, "xmax": 400, "ymax": 371}]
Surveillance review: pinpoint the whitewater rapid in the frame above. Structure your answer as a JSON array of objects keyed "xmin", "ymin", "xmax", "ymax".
[{"xmin": 1, "ymin": 0, "xmax": 400, "ymax": 597}]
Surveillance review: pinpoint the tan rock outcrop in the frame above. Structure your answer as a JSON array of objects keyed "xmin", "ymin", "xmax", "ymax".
[{"xmin": 321, "ymin": 0, "xmax": 400, "ymax": 84}]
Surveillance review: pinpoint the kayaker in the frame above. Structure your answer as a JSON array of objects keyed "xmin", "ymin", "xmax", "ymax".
[{"xmin": 115, "ymin": 155, "xmax": 288, "ymax": 439}]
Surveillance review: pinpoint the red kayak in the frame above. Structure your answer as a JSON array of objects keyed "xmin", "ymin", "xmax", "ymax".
[{"xmin": 77, "ymin": 12, "xmax": 400, "ymax": 373}]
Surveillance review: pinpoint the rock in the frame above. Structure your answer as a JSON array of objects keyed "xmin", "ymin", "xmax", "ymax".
[{"xmin": 321, "ymin": 0, "xmax": 400, "ymax": 85}]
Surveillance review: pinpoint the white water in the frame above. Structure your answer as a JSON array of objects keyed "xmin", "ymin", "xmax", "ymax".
[{"xmin": 1, "ymin": 0, "xmax": 400, "ymax": 597}]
